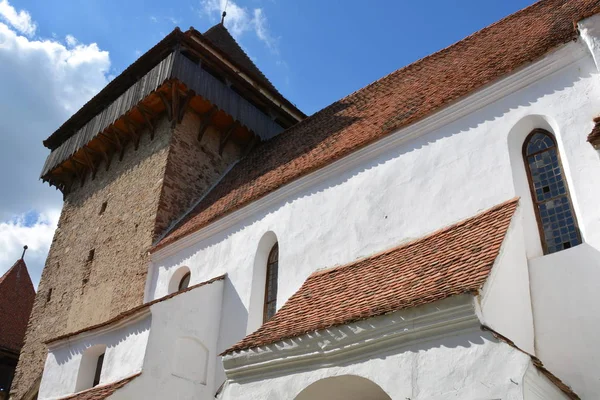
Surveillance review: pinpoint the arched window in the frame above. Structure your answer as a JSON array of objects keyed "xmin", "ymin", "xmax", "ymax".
[
  {"xmin": 523, "ymin": 129, "xmax": 581, "ymax": 254},
  {"xmin": 263, "ymin": 243, "xmax": 279, "ymax": 322},
  {"xmin": 168, "ymin": 266, "xmax": 191, "ymax": 294},
  {"xmin": 178, "ymin": 272, "xmax": 191, "ymax": 291}
]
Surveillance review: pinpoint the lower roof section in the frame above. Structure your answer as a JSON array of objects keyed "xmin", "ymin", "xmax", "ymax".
[
  {"xmin": 224, "ymin": 198, "xmax": 518, "ymax": 355},
  {"xmin": 56, "ymin": 373, "xmax": 140, "ymax": 400}
]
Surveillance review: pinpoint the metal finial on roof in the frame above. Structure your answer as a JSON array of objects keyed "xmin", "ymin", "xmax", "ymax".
[
  {"xmin": 21, "ymin": 245, "xmax": 28, "ymax": 260},
  {"xmin": 221, "ymin": 11, "xmax": 227, "ymax": 25}
]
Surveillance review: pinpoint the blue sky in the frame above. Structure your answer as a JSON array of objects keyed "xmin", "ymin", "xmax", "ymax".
[{"xmin": 0, "ymin": 0, "xmax": 537, "ymax": 285}]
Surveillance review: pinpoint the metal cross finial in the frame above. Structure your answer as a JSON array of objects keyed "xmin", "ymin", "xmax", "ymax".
[{"xmin": 21, "ymin": 245, "xmax": 28, "ymax": 260}]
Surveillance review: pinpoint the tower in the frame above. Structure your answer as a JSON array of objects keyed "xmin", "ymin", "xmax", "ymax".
[{"xmin": 10, "ymin": 25, "xmax": 303, "ymax": 399}]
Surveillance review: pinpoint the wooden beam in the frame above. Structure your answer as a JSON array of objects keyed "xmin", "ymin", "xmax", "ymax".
[
  {"xmin": 70, "ymin": 159, "xmax": 85, "ymax": 187},
  {"xmin": 178, "ymin": 90, "xmax": 195, "ymax": 123},
  {"xmin": 219, "ymin": 122, "xmax": 238, "ymax": 155},
  {"xmin": 99, "ymin": 131, "xmax": 120, "ymax": 150},
  {"xmin": 108, "ymin": 127, "xmax": 126, "ymax": 161},
  {"xmin": 82, "ymin": 147, "xmax": 98, "ymax": 179},
  {"xmin": 86, "ymin": 146, "xmax": 109, "ymax": 170},
  {"xmin": 197, "ymin": 106, "xmax": 218, "ymax": 142},
  {"xmin": 136, "ymin": 105, "xmax": 155, "ymax": 139},
  {"xmin": 171, "ymin": 83, "xmax": 179, "ymax": 128},
  {"xmin": 242, "ymin": 134, "xmax": 260, "ymax": 158},
  {"xmin": 158, "ymin": 91, "xmax": 172, "ymax": 121},
  {"xmin": 123, "ymin": 116, "xmax": 141, "ymax": 150}
]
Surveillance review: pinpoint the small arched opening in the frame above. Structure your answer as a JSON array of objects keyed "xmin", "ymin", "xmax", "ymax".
[
  {"xmin": 247, "ymin": 231, "xmax": 278, "ymax": 333},
  {"xmin": 75, "ymin": 344, "xmax": 106, "ymax": 392},
  {"xmin": 294, "ymin": 375, "xmax": 391, "ymax": 400},
  {"xmin": 168, "ymin": 266, "xmax": 191, "ymax": 294}
]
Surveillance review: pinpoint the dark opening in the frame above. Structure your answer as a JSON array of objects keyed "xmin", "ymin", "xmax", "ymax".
[
  {"xmin": 87, "ymin": 249, "xmax": 95, "ymax": 262},
  {"xmin": 46, "ymin": 288, "xmax": 52, "ymax": 303},
  {"xmin": 178, "ymin": 272, "xmax": 191, "ymax": 291},
  {"xmin": 263, "ymin": 243, "xmax": 279, "ymax": 322},
  {"xmin": 93, "ymin": 353, "xmax": 104, "ymax": 387},
  {"xmin": 99, "ymin": 201, "xmax": 108, "ymax": 215}
]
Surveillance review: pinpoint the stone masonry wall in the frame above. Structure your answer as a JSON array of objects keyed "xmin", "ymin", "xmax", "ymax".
[
  {"xmin": 10, "ymin": 117, "xmax": 173, "ymax": 400},
  {"xmin": 11, "ymin": 111, "xmax": 244, "ymax": 399},
  {"xmin": 154, "ymin": 112, "xmax": 242, "ymax": 239}
]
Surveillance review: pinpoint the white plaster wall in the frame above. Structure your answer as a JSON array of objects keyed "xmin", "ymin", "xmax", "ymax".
[
  {"xmin": 150, "ymin": 39, "xmax": 600, "ymax": 398},
  {"xmin": 219, "ymin": 329, "xmax": 531, "ymax": 400},
  {"xmin": 38, "ymin": 315, "xmax": 151, "ymax": 400},
  {"xmin": 112, "ymin": 278, "xmax": 224, "ymax": 400},
  {"xmin": 479, "ymin": 205, "xmax": 535, "ymax": 354},
  {"xmin": 529, "ymin": 243, "xmax": 600, "ymax": 399}
]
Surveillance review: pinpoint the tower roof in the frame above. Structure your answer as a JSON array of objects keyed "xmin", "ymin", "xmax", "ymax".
[
  {"xmin": 0, "ymin": 258, "xmax": 35, "ymax": 353},
  {"xmin": 202, "ymin": 23, "xmax": 280, "ymax": 96}
]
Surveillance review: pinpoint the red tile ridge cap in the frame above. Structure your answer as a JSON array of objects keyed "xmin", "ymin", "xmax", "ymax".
[
  {"xmin": 310, "ymin": 197, "xmax": 520, "ymax": 280},
  {"xmin": 45, "ymin": 274, "xmax": 226, "ymax": 345},
  {"xmin": 56, "ymin": 372, "xmax": 141, "ymax": 400}
]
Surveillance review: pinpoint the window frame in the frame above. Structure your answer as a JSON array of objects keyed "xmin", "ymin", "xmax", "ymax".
[
  {"xmin": 178, "ymin": 271, "xmax": 191, "ymax": 292},
  {"xmin": 263, "ymin": 243, "xmax": 279, "ymax": 323},
  {"xmin": 92, "ymin": 353, "xmax": 104, "ymax": 387},
  {"xmin": 522, "ymin": 128, "xmax": 582, "ymax": 254}
]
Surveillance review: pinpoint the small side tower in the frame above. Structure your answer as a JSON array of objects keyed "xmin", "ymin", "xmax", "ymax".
[{"xmin": 10, "ymin": 25, "xmax": 303, "ymax": 399}]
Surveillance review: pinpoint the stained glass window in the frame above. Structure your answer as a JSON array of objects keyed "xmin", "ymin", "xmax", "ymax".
[
  {"xmin": 523, "ymin": 130, "xmax": 581, "ymax": 254},
  {"xmin": 264, "ymin": 243, "xmax": 279, "ymax": 322}
]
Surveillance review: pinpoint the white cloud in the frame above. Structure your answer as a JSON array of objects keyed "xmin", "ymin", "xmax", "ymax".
[
  {"xmin": 0, "ymin": 211, "xmax": 59, "ymax": 287},
  {"xmin": 0, "ymin": 1, "xmax": 111, "ymax": 285},
  {"xmin": 0, "ymin": 0, "xmax": 36, "ymax": 37},
  {"xmin": 200, "ymin": 0, "xmax": 278, "ymax": 52}
]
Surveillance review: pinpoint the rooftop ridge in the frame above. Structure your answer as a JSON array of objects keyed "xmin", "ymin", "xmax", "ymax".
[{"xmin": 156, "ymin": 0, "xmax": 599, "ymax": 251}]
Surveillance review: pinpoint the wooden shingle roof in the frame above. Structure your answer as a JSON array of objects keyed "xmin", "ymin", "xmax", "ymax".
[{"xmin": 224, "ymin": 199, "xmax": 518, "ymax": 354}]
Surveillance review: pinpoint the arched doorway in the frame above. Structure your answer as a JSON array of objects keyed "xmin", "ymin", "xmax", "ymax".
[{"xmin": 294, "ymin": 375, "xmax": 391, "ymax": 400}]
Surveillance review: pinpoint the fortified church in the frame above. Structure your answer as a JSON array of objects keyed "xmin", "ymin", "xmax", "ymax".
[{"xmin": 10, "ymin": 0, "xmax": 600, "ymax": 398}]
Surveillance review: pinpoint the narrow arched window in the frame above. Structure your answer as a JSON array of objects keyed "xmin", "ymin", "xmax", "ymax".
[
  {"xmin": 263, "ymin": 243, "xmax": 279, "ymax": 322},
  {"xmin": 178, "ymin": 272, "xmax": 191, "ymax": 291},
  {"xmin": 93, "ymin": 353, "xmax": 104, "ymax": 387},
  {"xmin": 523, "ymin": 129, "xmax": 581, "ymax": 254}
]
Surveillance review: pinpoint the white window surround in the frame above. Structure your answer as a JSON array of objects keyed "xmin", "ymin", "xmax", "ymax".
[
  {"xmin": 168, "ymin": 265, "xmax": 191, "ymax": 294},
  {"xmin": 75, "ymin": 344, "xmax": 106, "ymax": 392}
]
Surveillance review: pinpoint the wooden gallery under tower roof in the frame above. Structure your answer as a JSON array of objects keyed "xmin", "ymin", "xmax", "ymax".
[{"xmin": 10, "ymin": 21, "xmax": 304, "ymax": 400}]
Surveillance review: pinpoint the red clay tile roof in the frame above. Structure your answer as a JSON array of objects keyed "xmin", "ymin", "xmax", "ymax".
[
  {"xmin": 202, "ymin": 23, "xmax": 280, "ymax": 96},
  {"xmin": 224, "ymin": 199, "xmax": 518, "ymax": 354},
  {"xmin": 56, "ymin": 373, "xmax": 140, "ymax": 400},
  {"xmin": 46, "ymin": 274, "xmax": 225, "ymax": 345},
  {"xmin": 156, "ymin": 0, "xmax": 600, "ymax": 251},
  {"xmin": 0, "ymin": 259, "xmax": 35, "ymax": 353}
]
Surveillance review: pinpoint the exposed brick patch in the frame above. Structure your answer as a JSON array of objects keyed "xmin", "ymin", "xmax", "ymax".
[
  {"xmin": 157, "ymin": 0, "xmax": 600, "ymax": 251},
  {"xmin": 224, "ymin": 199, "xmax": 518, "ymax": 354}
]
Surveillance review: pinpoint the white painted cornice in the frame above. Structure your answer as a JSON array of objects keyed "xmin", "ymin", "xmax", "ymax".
[
  {"xmin": 153, "ymin": 42, "xmax": 587, "ymax": 261},
  {"xmin": 222, "ymin": 295, "xmax": 482, "ymax": 383},
  {"xmin": 47, "ymin": 309, "xmax": 151, "ymax": 351}
]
